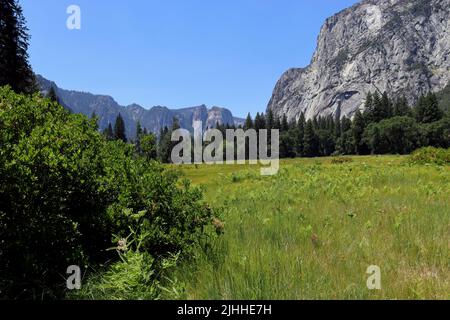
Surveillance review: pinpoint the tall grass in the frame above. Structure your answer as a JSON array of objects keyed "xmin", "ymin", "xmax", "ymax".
[{"xmin": 177, "ymin": 156, "xmax": 449, "ymax": 299}]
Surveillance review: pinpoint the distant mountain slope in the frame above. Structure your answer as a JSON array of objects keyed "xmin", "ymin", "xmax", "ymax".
[
  {"xmin": 37, "ymin": 75, "xmax": 244, "ymax": 139},
  {"xmin": 267, "ymin": 0, "xmax": 450, "ymax": 121}
]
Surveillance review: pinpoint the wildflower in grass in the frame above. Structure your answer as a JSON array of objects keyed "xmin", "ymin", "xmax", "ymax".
[
  {"xmin": 117, "ymin": 239, "xmax": 128, "ymax": 252},
  {"xmin": 212, "ymin": 218, "xmax": 225, "ymax": 235}
]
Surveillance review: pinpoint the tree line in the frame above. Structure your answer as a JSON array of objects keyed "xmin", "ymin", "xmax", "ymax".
[
  {"xmin": 104, "ymin": 90, "xmax": 450, "ymax": 163},
  {"xmin": 142, "ymin": 91, "xmax": 450, "ymax": 163}
]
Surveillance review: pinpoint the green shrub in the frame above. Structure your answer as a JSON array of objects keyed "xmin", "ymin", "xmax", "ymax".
[
  {"xmin": 0, "ymin": 88, "xmax": 111, "ymax": 298},
  {"xmin": 408, "ymin": 147, "xmax": 450, "ymax": 165},
  {"xmin": 0, "ymin": 86, "xmax": 217, "ymax": 299},
  {"xmin": 419, "ymin": 117, "xmax": 450, "ymax": 148},
  {"xmin": 68, "ymin": 250, "xmax": 184, "ymax": 300},
  {"xmin": 363, "ymin": 117, "xmax": 420, "ymax": 154}
]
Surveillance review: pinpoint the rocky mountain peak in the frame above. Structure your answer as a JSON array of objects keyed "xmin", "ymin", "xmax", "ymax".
[
  {"xmin": 267, "ymin": 0, "xmax": 450, "ymax": 121},
  {"xmin": 36, "ymin": 75, "xmax": 244, "ymax": 139}
]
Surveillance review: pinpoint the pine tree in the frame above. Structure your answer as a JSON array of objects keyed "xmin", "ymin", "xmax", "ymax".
[
  {"xmin": 341, "ymin": 117, "xmax": 352, "ymax": 133},
  {"xmin": 114, "ymin": 113, "xmax": 127, "ymax": 142},
  {"xmin": 393, "ymin": 96, "xmax": 410, "ymax": 117},
  {"xmin": 103, "ymin": 123, "xmax": 114, "ymax": 141},
  {"xmin": 370, "ymin": 91, "xmax": 391, "ymax": 122},
  {"xmin": 244, "ymin": 113, "xmax": 253, "ymax": 130},
  {"xmin": 281, "ymin": 114, "xmax": 289, "ymax": 132},
  {"xmin": 140, "ymin": 132, "xmax": 157, "ymax": 161},
  {"xmin": 135, "ymin": 121, "xmax": 143, "ymax": 154},
  {"xmin": 351, "ymin": 110, "xmax": 368, "ymax": 155},
  {"xmin": 273, "ymin": 116, "xmax": 281, "ymax": 130},
  {"xmin": 0, "ymin": 0, "xmax": 36, "ymax": 93},
  {"xmin": 303, "ymin": 120, "xmax": 318, "ymax": 157},
  {"xmin": 90, "ymin": 111, "xmax": 99, "ymax": 131},
  {"xmin": 158, "ymin": 126, "xmax": 171, "ymax": 163},
  {"xmin": 415, "ymin": 92, "xmax": 443, "ymax": 123},
  {"xmin": 266, "ymin": 109, "xmax": 275, "ymax": 130},
  {"xmin": 296, "ymin": 113, "xmax": 306, "ymax": 156},
  {"xmin": 363, "ymin": 92, "xmax": 374, "ymax": 122},
  {"xmin": 334, "ymin": 116, "xmax": 342, "ymax": 139},
  {"xmin": 381, "ymin": 91, "xmax": 393, "ymax": 119},
  {"xmin": 255, "ymin": 112, "xmax": 266, "ymax": 131},
  {"xmin": 47, "ymin": 86, "xmax": 59, "ymax": 103},
  {"xmin": 172, "ymin": 116, "xmax": 181, "ymax": 131}
]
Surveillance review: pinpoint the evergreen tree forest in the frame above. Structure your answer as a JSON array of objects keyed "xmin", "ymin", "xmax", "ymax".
[
  {"xmin": 155, "ymin": 91, "xmax": 450, "ymax": 163},
  {"xmin": 0, "ymin": 0, "xmax": 36, "ymax": 94}
]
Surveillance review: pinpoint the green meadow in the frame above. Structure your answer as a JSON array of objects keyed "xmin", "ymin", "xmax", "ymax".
[{"xmin": 175, "ymin": 156, "xmax": 449, "ymax": 300}]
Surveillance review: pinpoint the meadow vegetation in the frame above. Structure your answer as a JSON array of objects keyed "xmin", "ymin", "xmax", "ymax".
[{"xmin": 176, "ymin": 155, "xmax": 449, "ymax": 299}]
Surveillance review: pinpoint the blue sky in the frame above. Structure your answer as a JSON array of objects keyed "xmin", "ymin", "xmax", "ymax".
[{"xmin": 22, "ymin": 0, "xmax": 359, "ymax": 118}]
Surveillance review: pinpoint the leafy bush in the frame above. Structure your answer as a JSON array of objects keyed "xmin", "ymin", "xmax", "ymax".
[
  {"xmin": 408, "ymin": 147, "xmax": 450, "ymax": 165},
  {"xmin": 363, "ymin": 117, "xmax": 420, "ymax": 155},
  {"xmin": 419, "ymin": 117, "xmax": 450, "ymax": 148},
  {"xmin": 0, "ymin": 86, "xmax": 217, "ymax": 299},
  {"xmin": 0, "ymin": 88, "xmax": 111, "ymax": 298}
]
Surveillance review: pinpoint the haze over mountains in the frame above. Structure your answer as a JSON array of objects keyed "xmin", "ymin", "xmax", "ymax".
[
  {"xmin": 37, "ymin": 75, "xmax": 244, "ymax": 139},
  {"xmin": 267, "ymin": 0, "xmax": 450, "ymax": 122}
]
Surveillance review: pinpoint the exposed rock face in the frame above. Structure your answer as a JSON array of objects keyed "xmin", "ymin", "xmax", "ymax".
[
  {"xmin": 267, "ymin": 0, "xmax": 450, "ymax": 121},
  {"xmin": 37, "ymin": 75, "xmax": 244, "ymax": 139}
]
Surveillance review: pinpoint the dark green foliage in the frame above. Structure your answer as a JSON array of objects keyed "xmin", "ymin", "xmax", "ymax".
[
  {"xmin": 336, "ymin": 130, "xmax": 354, "ymax": 155},
  {"xmin": 0, "ymin": 88, "xmax": 111, "ymax": 298},
  {"xmin": 295, "ymin": 113, "xmax": 306, "ymax": 156},
  {"xmin": 419, "ymin": 117, "xmax": 450, "ymax": 149},
  {"xmin": 158, "ymin": 126, "xmax": 172, "ymax": 163},
  {"xmin": 244, "ymin": 113, "xmax": 253, "ymax": 130},
  {"xmin": 113, "ymin": 113, "xmax": 127, "ymax": 142},
  {"xmin": 317, "ymin": 129, "xmax": 335, "ymax": 156},
  {"xmin": 103, "ymin": 123, "xmax": 114, "ymax": 141},
  {"xmin": 393, "ymin": 96, "xmax": 410, "ymax": 117},
  {"xmin": 0, "ymin": 86, "xmax": 216, "ymax": 299},
  {"xmin": 281, "ymin": 114, "xmax": 289, "ymax": 132},
  {"xmin": 135, "ymin": 121, "xmax": 143, "ymax": 153},
  {"xmin": 280, "ymin": 131, "xmax": 296, "ymax": 158},
  {"xmin": 351, "ymin": 110, "xmax": 369, "ymax": 155},
  {"xmin": 303, "ymin": 120, "xmax": 319, "ymax": 157},
  {"xmin": 364, "ymin": 91, "xmax": 392, "ymax": 123},
  {"xmin": 260, "ymin": 89, "xmax": 449, "ymax": 159},
  {"xmin": 266, "ymin": 109, "xmax": 275, "ymax": 130},
  {"xmin": 437, "ymin": 82, "xmax": 450, "ymax": 113},
  {"xmin": 140, "ymin": 132, "xmax": 158, "ymax": 160},
  {"xmin": 0, "ymin": 0, "xmax": 36, "ymax": 94},
  {"xmin": 47, "ymin": 86, "xmax": 59, "ymax": 103},
  {"xmin": 363, "ymin": 117, "xmax": 420, "ymax": 154},
  {"xmin": 415, "ymin": 92, "xmax": 444, "ymax": 124},
  {"xmin": 254, "ymin": 112, "xmax": 266, "ymax": 131}
]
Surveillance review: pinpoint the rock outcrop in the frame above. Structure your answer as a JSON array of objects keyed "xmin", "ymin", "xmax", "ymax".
[{"xmin": 267, "ymin": 0, "xmax": 450, "ymax": 121}]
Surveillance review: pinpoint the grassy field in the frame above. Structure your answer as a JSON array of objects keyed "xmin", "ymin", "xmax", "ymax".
[{"xmin": 174, "ymin": 156, "xmax": 449, "ymax": 299}]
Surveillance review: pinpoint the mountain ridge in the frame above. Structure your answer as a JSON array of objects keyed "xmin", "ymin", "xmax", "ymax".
[{"xmin": 37, "ymin": 75, "xmax": 245, "ymax": 139}]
